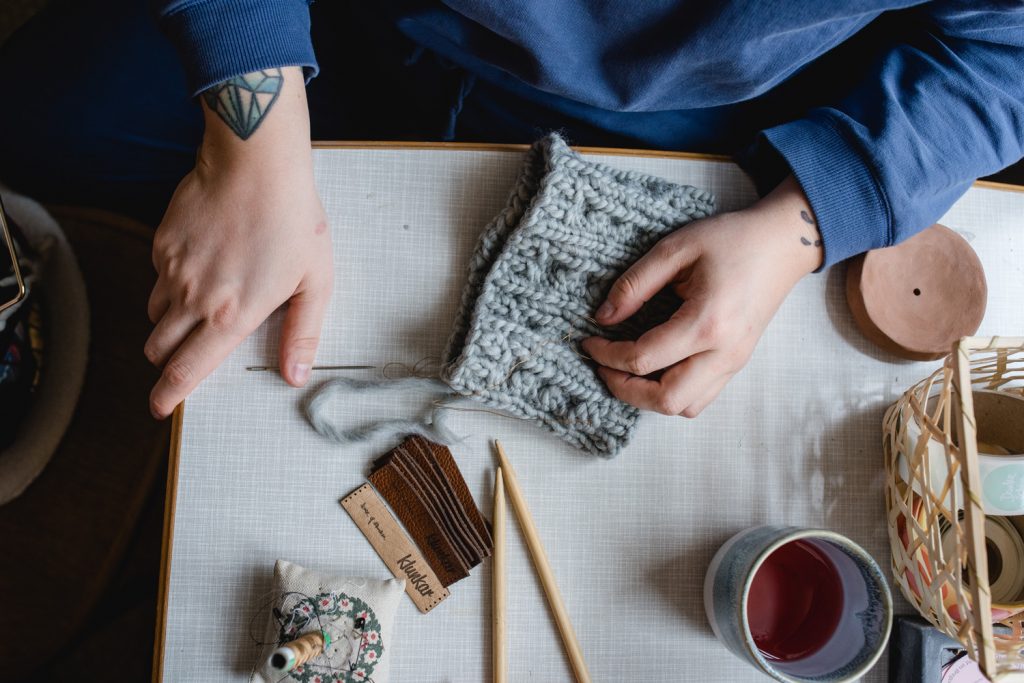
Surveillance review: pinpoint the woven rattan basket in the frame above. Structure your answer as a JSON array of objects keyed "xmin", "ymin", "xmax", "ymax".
[{"xmin": 885, "ymin": 337, "xmax": 1024, "ymax": 678}]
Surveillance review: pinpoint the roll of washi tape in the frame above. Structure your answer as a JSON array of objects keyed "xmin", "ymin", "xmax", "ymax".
[
  {"xmin": 940, "ymin": 516, "xmax": 1024, "ymax": 605},
  {"xmin": 896, "ymin": 488, "xmax": 1024, "ymax": 624},
  {"xmin": 897, "ymin": 390, "xmax": 1024, "ymax": 515}
]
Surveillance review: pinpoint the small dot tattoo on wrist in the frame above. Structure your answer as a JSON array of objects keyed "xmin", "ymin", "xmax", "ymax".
[{"xmin": 799, "ymin": 210, "xmax": 822, "ymax": 247}]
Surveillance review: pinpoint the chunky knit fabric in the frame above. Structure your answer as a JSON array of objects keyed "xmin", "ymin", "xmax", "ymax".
[{"xmin": 442, "ymin": 134, "xmax": 715, "ymax": 456}]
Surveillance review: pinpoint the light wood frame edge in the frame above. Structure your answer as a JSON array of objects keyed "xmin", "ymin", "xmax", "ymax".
[
  {"xmin": 310, "ymin": 140, "xmax": 1024, "ymax": 192},
  {"xmin": 153, "ymin": 402, "xmax": 185, "ymax": 683},
  {"xmin": 152, "ymin": 141, "xmax": 1024, "ymax": 680},
  {"xmin": 312, "ymin": 139, "xmax": 730, "ymax": 162}
]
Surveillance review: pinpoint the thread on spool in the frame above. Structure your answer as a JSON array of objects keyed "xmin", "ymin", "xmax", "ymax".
[
  {"xmin": 269, "ymin": 630, "xmax": 329, "ymax": 672},
  {"xmin": 247, "ymin": 588, "xmax": 382, "ymax": 683}
]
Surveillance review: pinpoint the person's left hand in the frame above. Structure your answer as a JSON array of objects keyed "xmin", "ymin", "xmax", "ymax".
[
  {"xmin": 144, "ymin": 67, "xmax": 331, "ymax": 419},
  {"xmin": 580, "ymin": 175, "xmax": 823, "ymax": 417}
]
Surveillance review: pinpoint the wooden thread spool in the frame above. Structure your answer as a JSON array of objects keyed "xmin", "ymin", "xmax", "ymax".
[{"xmin": 269, "ymin": 630, "xmax": 330, "ymax": 673}]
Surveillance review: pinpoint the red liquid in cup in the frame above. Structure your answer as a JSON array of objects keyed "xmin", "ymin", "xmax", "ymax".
[{"xmin": 746, "ymin": 539, "xmax": 844, "ymax": 662}]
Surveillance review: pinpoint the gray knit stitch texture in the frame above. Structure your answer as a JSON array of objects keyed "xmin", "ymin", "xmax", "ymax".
[{"xmin": 442, "ymin": 134, "xmax": 715, "ymax": 457}]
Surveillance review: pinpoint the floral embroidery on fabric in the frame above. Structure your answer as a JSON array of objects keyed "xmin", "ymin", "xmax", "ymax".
[{"xmin": 278, "ymin": 591, "xmax": 384, "ymax": 683}]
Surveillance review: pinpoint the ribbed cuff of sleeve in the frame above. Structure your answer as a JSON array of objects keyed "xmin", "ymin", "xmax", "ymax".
[
  {"xmin": 160, "ymin": 0, "xmax": 319, "ymax": 96},
  {"xmin": 739, "ymin": 114, "xmax": 893, "ymax": 269}
]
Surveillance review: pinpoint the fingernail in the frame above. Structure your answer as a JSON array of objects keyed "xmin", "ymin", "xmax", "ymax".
[
  {"xmin": 596, "ymin": 302, "xmax": 615, "ymax": 321},
  {"xmin": 292, "ymin": 362, "xmax": 311, "ymax": 385}
]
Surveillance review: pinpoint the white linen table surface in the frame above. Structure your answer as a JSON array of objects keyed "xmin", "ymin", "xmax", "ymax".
[{"xmin": 161, "ymin": 146, "xmax": 1024, "ymax": 682}]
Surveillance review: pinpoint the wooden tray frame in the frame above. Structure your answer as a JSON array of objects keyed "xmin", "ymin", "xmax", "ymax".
[{"xmin": 152, "ymin": 141, "xmax": 1024, "ymax": 683}]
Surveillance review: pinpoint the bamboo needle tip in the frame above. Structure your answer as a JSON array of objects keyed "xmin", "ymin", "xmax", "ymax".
[
  {"xmin": 489, "ymin": 439, "xmax": 591, "ymax": 683},
  {"xmin": 493, "ymin": 440, "xmax": 510, "ymax": 466}
]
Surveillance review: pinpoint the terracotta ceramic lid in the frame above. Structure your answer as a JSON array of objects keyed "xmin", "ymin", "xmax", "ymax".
[{"xmin": 846, "ymin": 224, "xmax": 987, "ymax": 361}]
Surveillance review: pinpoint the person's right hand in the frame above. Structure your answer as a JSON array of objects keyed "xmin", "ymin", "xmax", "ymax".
[
  {"xmin": 144, "ymin": 66, "xmax": 333, "ymax": 419},
  {"xmin": 581, "ymin": 175, "xmax": 822, "ymax": 418}
]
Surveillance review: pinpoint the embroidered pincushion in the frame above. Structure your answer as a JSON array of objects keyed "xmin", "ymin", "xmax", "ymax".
[{"xmin": 255, "ymin": 560, "xmax": 404, "ymax": 683}]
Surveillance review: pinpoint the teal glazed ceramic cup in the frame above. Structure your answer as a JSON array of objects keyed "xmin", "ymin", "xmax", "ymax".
[{"xmin": 703, "ymin": 526, "xmax": 893, "ymax": 682}]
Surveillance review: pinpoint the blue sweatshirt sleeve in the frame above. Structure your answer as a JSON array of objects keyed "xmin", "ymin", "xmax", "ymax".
[
  {"xmin": 153, "ymin": 0, "xmax": 318, "ymax": 96},
  {"xmin": 740, "ymin": 4, "xmax": 1024, "ymax": 269}
]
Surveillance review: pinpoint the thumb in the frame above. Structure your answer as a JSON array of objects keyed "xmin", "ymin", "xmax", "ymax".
[
  {"xmin": 596, "ymin": 235, "xmax": 698, "ymax": 325},
  {"xmin": 279, "ymin": 284, "xmax": 329, "ymax": 387}
]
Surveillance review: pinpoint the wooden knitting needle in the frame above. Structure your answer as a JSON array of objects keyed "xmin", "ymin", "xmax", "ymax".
[
  {"xmin": 493, "ymin": 467, "xmax": 507, "ymax": 683},
  {"xmin": 493, "ymin": 441, "xmax": 591, "ymax": 683}
]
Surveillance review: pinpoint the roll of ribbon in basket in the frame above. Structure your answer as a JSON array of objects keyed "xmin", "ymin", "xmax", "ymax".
[{"xmin": 897, "ymin": 389, "xmax": 1024, "ymax": 515}]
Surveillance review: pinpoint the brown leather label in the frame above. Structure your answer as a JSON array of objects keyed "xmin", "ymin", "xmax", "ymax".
[
  {"xmin": 368, "ymin": 462, "xmax": 470, "ymax": 586},
  {"xmin": 393, "ymin": 445, "xmax": 484, "ymax": 567},
  {"xmin": 410, "ymin": 436, "xmax": 494, "ymax": 554},
  {"xmin": 340, "ymin": 484, "xmax": 450, "ymax": 614}
]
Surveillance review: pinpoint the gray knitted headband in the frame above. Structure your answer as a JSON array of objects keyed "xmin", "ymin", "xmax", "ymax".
[
  {"xmin": 440, "ymin": 134, "xmax": 715, "ymax": 456},
  {"xmin": 306, "ymin": 134, "xmax": 714, "ymax": 456}
]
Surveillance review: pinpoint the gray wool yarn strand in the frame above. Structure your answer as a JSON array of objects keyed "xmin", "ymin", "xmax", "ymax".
[
  {"xmin": 305, "ymin": 377, "xmax": 460, "ymax": 448},
  {"xmin": 441, "ymin": 133, "xmax": 715, "ymax": 457}
]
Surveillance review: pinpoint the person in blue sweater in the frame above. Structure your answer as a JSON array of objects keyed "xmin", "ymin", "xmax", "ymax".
[{"xmin": 0, "ymin": 1, "xmax": 1021, "ymax": 420}]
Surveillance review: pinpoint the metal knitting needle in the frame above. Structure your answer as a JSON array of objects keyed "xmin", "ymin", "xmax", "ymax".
[{"xmin": 245, "ymin": 366, "xmax": 378, "ymax": 370}]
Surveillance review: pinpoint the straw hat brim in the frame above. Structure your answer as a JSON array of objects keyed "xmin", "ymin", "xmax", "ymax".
[{"xmin": 0, "ymin": 189, "xmax": 89, "ymax": 505}]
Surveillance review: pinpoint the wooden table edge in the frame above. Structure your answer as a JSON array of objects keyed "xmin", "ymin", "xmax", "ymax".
[
  {"xmin": 153, "ymin": 402, "xmax": 185, "ymax": 683},
  {"xmin": 308, "ymin": 141, "xmax": 1024, "ymax": 193},
  {"xmin": 312, "ymin": 139, "xmax": 732, "ymax": 162},
  {"xmin": 151, "ymin": 139, "xmax": 1024, "ymax": 681}
]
